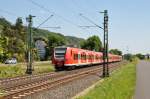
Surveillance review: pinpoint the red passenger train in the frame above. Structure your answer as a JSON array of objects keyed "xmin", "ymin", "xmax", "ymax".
[{"xmin": 52, "ymin": 47, "xmax": 122, "ymax": 70}]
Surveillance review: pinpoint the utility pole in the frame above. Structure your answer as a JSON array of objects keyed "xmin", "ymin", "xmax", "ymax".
[
  {"xmin": 80, "ymin": 11, "xmax": 109, "ymax": 77},
  {"xmin": 101, "ymin": 10, "xmax": 109, "ymax": 77},
  {"xmin": 26, "ymin": 15, "xmax": 35, "ymax": 75}
]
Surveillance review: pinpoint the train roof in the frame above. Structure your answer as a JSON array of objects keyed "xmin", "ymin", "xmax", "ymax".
[
  {"xmin": 54, "ymin": 46, "xmax": 122, "ymax": 56},
  {"xmin": 55, "ymin": 46, "xmax": 101, "ymax": 52}
]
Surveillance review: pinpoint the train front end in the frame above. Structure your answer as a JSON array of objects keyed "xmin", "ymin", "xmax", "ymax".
[{"xmin": 52, "ymin": 47, "xmax": 67, "ymax": 70}]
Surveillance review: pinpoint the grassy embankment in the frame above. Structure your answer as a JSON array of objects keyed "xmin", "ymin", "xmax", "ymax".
[
  {"xmin": 78, "ymin": 61, "xmax": 137, "ymax": 99},
  {"xmin": 0, "ymin": 61, "xmax": 54, "ymax": 78}
]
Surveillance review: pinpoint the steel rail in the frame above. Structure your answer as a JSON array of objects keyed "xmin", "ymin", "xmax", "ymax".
[{"xmin": 2, "ymin": 62, "xmax": 125, "ymax": 99}]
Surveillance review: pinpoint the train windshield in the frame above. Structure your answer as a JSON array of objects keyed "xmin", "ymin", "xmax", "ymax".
[{"xmin": 54, "ymin": 48, "xmax": 67, "ymax": 59}]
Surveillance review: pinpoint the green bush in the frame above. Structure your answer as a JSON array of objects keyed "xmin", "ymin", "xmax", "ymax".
[{"xmin": 0, "ymin": 66, "xmax": 24, "ymax": 78}]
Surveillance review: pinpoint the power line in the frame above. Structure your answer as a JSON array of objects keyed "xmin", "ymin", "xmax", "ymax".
[
  {"xmin": 0, "ymin": 8, "xmax": 18, "ymax": 17},
  {"xmin": 61, "ymin": 1, "xmax": 97, "ymax": 35},
  {"xmin": 0, "ymin": 8, "xmax": 28, "ymax": 22},
  {"xmin": 79, "ymin": 13, "xmax": 103, "ymax": 30},
  {"xmin": 40, "ymin": 26, "xmax": 61, "ymax": 29},
  {"xmin": 0, "ymin": 8, "xmax": 16, "ymax": 16},
  {"xmin": 71, "ymin": 0, "xmax": 88, "ymax": 14},
  {"xmin": 26, "ymin": 0, "xmax": 89, "ymax": 34},
  {"xmin": 68, "ymin": 0, "xmax": 104, "ymax": 36},
  {"xmin": 27, "ymin": 0, "xmax": 76, "ymax": 26},
  {"xmin": 79, "ymin": 26, "xmax": 98, "ymax": 28},
  {"xmin": 36, "ymin": 14, "xmax": 54, "ymax": 28},
  {"xmin": 27, "ymin": 0, "xmax": 53, "ymax": 13},
  {"xmin": 26, "ymin": 1, "xmax": 62, "ymax": 30}
]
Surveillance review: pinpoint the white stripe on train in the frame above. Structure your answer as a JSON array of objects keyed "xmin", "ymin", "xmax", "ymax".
[{"xmin": 64, "ymin": 61, "xmax": 103, "ymax": 66}]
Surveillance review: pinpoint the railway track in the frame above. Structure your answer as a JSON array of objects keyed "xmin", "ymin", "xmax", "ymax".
[
  {"xmin": 0, "ymin": 65, "xmax": 105, "ymax": 89},
  {"xmin": 1, "ymin": 66, "xmax": 100, "ymax": 90},
  {"xmin": 0, "ymin": 62, "xmax": 123, "ymax": 89},
  {"xmin": 0, "ymin": 71, "xmax": 62, "ymax": 89},
  {"xmin": 0, "ymin": 61, "xmax": 126, "ymax": 99}
]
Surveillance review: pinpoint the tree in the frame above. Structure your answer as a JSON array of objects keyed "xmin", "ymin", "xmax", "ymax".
[
  {"xmin": 123, "ymin": 54, "xmax": 134, "ymax": 61},
  {"xmin": 135, "ymin": 53, "xmax": 145, "ymax": 60},
  {"xmin": 14, "ymin": 18, "xmax": 25, "ymax": 41},
  {"xmin": 0, "ymin": 17, "xmax": 87, "ymax": 62},
  {"xmin": 109, "ymin": 49, "xmax": 122, "ymax": 55},
  {"xmin": 46, "ymin": 34, "xmax": 66, "ymax": 59},
  {"xmin": 1, "ymin": 26, "xmax": 15, "ymax": 56},
  {"xmin": 0, "ymin": 17, "xmax": 11, "ymax": 27},
  {"xmin": 80, "ymin": 35, "xmax": 102, "ymax": 52},
  {"xmin": 0, "ymin": 18, "xmax": 26, "ymax": 62},
  {"xmin": 48, "ymin": 34, "xmax": 66, "ymax": 47}
]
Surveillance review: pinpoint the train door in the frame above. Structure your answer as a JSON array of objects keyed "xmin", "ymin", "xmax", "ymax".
[
  {"xmin": 78, "ymin": 52, "xmax": 81, "ymax": 65},
  {"xmin": 73, "ymin": 52, "xmax": 78, "ymax": 65},
  {"xmin": 81, "ymin": 52, "xmax": 86, "ymax": 64}
]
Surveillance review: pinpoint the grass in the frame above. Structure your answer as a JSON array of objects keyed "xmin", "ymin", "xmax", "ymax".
[
  {"xmin": 0, "ymin": 61, "xmax": 55, "ymax": 96},
  {"xmin": 78, "ymin": 61, "xmax": 137, "ymax": 99},
  {"xmin": 145, "ymin": 59, "xmax": 150, "ymax": 61},
  {"xmin": 0, "ymin": 66, "xmax": 24, "ymax": 78},
  {"xmin": 0, "ymin": 88, "xmax": 5, "ymax": 96},
  {"xmin": 32, "ymin": 62, "xmax": 55, "ymax": 74},
  {"xmin": 0, "ymin": 61, "xmax": 55, "ymax": 78}
]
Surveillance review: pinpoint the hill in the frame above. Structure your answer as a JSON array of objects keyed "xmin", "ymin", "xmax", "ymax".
[
  {"xmin": 0, "ymin": 17, "xmax": 85, "ymax": 61},
  {"xmin": 0, "ymin": 17, "xmax": 84, "ymax": 47},
  {"xmin": 65, "ymin": 36, "xmax": 84, "ymax": 47},
  {"xmin": 32, "ymin": 28, "xmax": 84, "ymax": 47}
]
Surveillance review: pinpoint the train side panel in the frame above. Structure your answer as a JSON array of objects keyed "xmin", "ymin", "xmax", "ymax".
[{"xmin": 52, "ymin": 47, "xmax": 122, "ymax": 70}]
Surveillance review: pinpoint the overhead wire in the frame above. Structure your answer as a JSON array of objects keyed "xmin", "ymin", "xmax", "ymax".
[
  {"xmin": 0, "ymin": 8, "xmax": 29, "ymax": 28},
  {"xmin": 36, "ymin": 14, "xmax": 54, "ymax": 28},
  {"xmin": 0, "ymin": 8, "xmax": 30, "ymax": 26},
  {"xmin": 79, "ymin": 13, "xmax": 103, "ymax": 30},
  {"xmin": 26, "ymin": 0, "xmax": 53, "ymax": 13},
  {"xmin": 35, "ymin": 14, "xmax": 62, "ymax": 31},
  {"xmin": 70, "ymin": 0, "xmax": 104, "ymax": 34},
  {"xmin": 63, "ymin": 0, "xmax": 92, "ymax": 34},
  {"xmin": 26, "ymin": 0, "xmax": 91, "ymax": 35},
  {"xmin": 70, "ymin": 0, "xmax": 87, "ymax": 13},
  {"xmin": 69, "ymin": 0, "xmax": 103, "ymax": 36},
  {"xmin": 0, "ymin": 8, "xmax": 18, "ymax": 17},
  {"xmin": 27, "ymin": 0, "xmax": 77, "ymax": 26}
]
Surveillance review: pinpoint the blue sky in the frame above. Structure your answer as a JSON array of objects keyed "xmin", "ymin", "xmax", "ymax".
[{"xmin": 0, "ymin": 0, "xmax": 150, "ymax": 54}]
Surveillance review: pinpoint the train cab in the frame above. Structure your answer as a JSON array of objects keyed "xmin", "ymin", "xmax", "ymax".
[{"xmin": 52, "ymin": 47, "xmax": 67, "ymax": 70}]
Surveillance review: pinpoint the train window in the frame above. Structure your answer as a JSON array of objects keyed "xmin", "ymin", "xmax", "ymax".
[
  {"xmin": 55, "ymin": 48, "xmax": 66, "ymax": 59},
  {"xmin": 74, "ymin": 54, "xmax": 78, "ymax": 60},
  {"xmin": 84, "ymin": 55, "xmax": 85, "ymax": 59},
  {"xmin": 84, "ymin": 54, "xmax": 86, "ymax": 60},
  {"xmin": 89, "ymin": 55, "xmax": 92, "ymax": 59},
  {"xmin": 86, "ymin": 55, "xmax": 89, "ymax": 59},
  {"xmin": 93, "ymin": 55, "xmax": 95, "ymax": 59},
  {"xmin": 81, "ymin": 54, "xmax": 83, "ymax": 60},
  {"xmin": 100, "ymin": 56, "xmax": 103, "ymax": 60},
  {"xmin": 88, "ymin": 55, "xmax": 90, "ymax": 59},
  {"xmin": 76, "ymin": 54, "xmax": 78, "ymax": 60},
  {"xmin": 96, "ymin": 55, "xmax": 100, "ymax": 60},
  {"xmin": 81, "ymin": 53, "xmax": 86, "ymax": 60},
  {"xmin": 73, "ymin": 54, "xmax": 75, "ymax": 60},
  {"xmin": 91, "ymin": 55, "xmax": 94, "ymax": 59}
]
